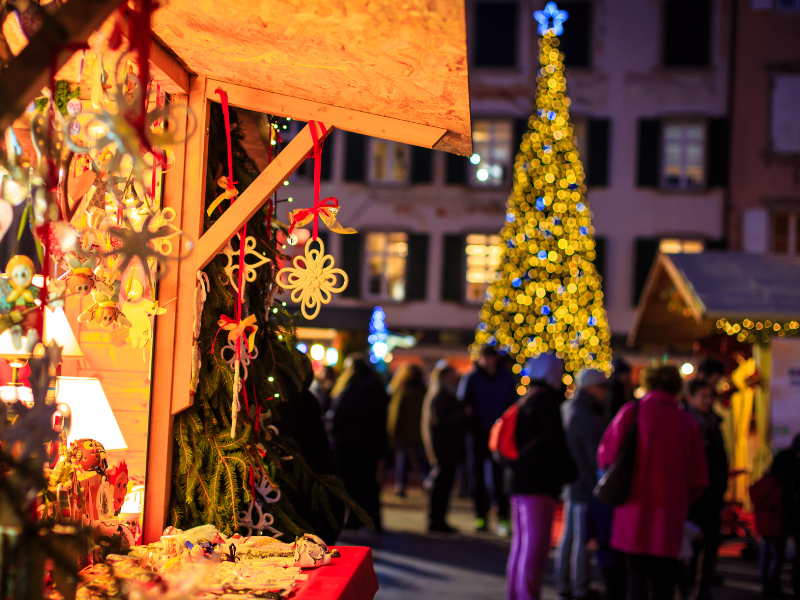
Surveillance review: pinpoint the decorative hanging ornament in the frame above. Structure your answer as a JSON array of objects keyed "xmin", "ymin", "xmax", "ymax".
[
  {"xmin": 277, "ymin": 238, "xmax": 348, "ymax": 320},
  {"xmin": 286, "ymin": 198, "xmax": 356, "ymax": 241},
  {"xmin": 222, "ymin": 234, "xmax": 270, "ymax": 296},
  {"xmin": 220, "ymin": 337, "xmax": 258, "ymax": 383}
]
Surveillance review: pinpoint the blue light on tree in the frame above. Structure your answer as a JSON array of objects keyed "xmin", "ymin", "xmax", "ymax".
[
  {"xmin": 368, "ymin": 306, "xmax": 417, "ymax": 368},
  {"xmin": 534, "ymin": 2, "xmax": 568, "ymax": 36}
]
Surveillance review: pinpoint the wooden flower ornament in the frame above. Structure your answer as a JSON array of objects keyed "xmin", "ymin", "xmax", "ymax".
[{"xmin": 277, "ymin": 238, "xmax": 348, "ymax": 320}]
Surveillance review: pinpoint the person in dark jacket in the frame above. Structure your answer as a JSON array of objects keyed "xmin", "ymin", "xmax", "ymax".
[
  {"xmin": 387, "ymin": 363, "xmax": 428, "ymax": 496},
  {"xmin": 276, "ymin": 353, "xmax": 345, "ymax": 544},
  {"xmin": 421, "ymin": 360, "xmax": 469, "ymax": 533},
  {"xmin": 607, "ymin": 357, "xmax": 633, "ymax": 425},
  {"xmin": 329, "ymin": 355, "xmax": 389, "ymax": 531},
  {"xmin": 767, "ymin": 435, "xmax": 800, "ymax": 598},
  {"xmin": 506, "ymin": 353, "xmax": 577, "ymax": 600},
  {"xmin": 684, "ymin": 378, "xmax": 729, "ymax": 600},
  {"xmin": 556, "ymin": 368, "xmax": 611, "ymax": 600},
  {"xmin": 458, "ymin": 345, "xmax": 518, "ymax": 534}
]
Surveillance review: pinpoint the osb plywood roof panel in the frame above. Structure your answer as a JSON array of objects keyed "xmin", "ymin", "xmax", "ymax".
[{"xmin": 152, "ymin": 0, "xmax": 471, "ymax": 155}]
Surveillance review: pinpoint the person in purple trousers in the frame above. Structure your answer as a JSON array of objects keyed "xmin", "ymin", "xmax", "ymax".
[{"xmin": 505, "ymin": 353, "xmax": 577, "ymax": 600}]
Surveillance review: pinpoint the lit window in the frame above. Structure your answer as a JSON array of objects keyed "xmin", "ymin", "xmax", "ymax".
[
  {"xmin": 771, "ymin": 213, "xmax": 800, "ymax": 256},
  {"xmin": 659, "ymin": 238, "xmax": 705, "ymax": 254},
  {"xmin": 661, "ymin": 122, "xmax": 706, "ymax": 190},
  {"xmin": 770, "ymin": 74, "xmax": 800, "ymax": 153},
  {"xmin": 471, "ymin": 120, "xmax": 513, "ymax": 186},
  {"xmin": 365, "ymin": 232, "xmax": 408, "ymax": 301},
  {"xmin": 465, "ymin": 234, "xmax": 503, "ymax": 302},
  {"xmin": 369, "ymin": 139, "xmax": 409, "ymax": 184}
]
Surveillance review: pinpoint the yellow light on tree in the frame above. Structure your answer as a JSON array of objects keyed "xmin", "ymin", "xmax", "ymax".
[{"xmin": 473, "ymin": 15, "xmax": 611, "ymax": 375}]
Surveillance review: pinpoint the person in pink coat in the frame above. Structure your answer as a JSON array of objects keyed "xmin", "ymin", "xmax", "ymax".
[{"xmin": 597, "ymin": 365, "xmax": 709, "ymax": 600}]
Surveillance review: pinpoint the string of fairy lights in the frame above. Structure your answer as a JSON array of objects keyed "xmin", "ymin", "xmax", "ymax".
[
  {"xmin": 473, "ymin": 20, "xmax": 612, "ymax": 392},
  {"xmin": 716, "ymin": 318, "xmax": 800, "ymax": 344}
]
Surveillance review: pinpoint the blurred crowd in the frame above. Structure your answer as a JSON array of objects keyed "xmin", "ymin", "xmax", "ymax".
[{"xmin": 284, "ymin": 348, "xmax": 800, "ymax": 600}]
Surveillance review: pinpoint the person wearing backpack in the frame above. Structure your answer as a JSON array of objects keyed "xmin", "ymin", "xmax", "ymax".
[
  {"xmin": 556, "ymin": 368, "xmax": 612, "ymax": 600},
  {"xmin": 505, "ymin": 352, "xmax": 577, "ymax": 600},
  {"xmin": 597, "ymin": 365, "xmax": 708, "ymax": 600}
]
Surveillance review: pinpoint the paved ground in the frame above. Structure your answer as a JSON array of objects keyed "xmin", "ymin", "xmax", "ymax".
[{"xmin": 338, "ymin": 487, "xmax": 784, "ymax": 600}]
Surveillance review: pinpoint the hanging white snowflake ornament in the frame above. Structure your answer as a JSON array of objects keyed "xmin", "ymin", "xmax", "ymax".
[
  {"xmin": 277, "ymin": 238, "xmax": 348, "ymax": 320},
  {"xmin": 222, "ymin": 234, "xmax": 270, "ymax": 297}
]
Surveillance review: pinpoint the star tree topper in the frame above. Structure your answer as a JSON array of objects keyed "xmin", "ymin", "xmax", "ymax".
[{"xmin": 534, "ymin": 2, "xmax": 568, "ymax": 36}]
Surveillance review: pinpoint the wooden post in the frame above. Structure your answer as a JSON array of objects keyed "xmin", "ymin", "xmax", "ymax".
[
  {"xmin": 170, "ymin": 75, "xmax": 209, "ymax": 416},
  {"xmin": 197, "ymin": 121, "xmax": 331, "ymax": 270},
  {"xmin": 143, "ymin": 92, "xmax": 190, "ymax": 543}
]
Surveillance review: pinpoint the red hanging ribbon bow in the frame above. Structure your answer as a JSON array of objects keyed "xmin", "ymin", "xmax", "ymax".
[{"xmin": 287, "ymin": 197, "xmax": 339, "ymax": 237}]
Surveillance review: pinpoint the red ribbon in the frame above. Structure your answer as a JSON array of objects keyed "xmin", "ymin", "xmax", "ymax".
[
  {"xmin": 287, "ymin": 196, "xmax": 339, "ymax": 237},
  {"xmin": 307, "ymin": 121, "xmax": 327, "ymax": 240},
  {"xmin": 215, "ymin": 89, "xmax": 238, "ymax": 197}
]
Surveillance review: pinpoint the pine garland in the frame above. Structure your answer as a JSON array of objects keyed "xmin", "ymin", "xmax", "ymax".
[{"xmin": 169, "ymin": 104, "xmax": 368, "ymax": 538}]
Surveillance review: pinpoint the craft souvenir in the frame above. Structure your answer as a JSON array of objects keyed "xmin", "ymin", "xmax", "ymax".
[
  {"xmin": 106, "ymin": 460, "xmax": 128, "ymax": 513},
  {"xmin": 277, "ymin": 238, "xmax": 348, "ymax": 320},
  {"xmin": 64, "ymin": 254, "xmax": 99, "ymax": 296},
  {"xmin": 293, "ymin": 533, "xmax": 340, "ymax": 568},
  {"xmin": 3, "ymin": 255, "xmax": 40, "ymax": 351},
  {"xmin": 70, "ymin": 438, "xmax": 108, "ymax": 474},
  {"xmin": 79, "ymin": 284, "xmax": 131, "ymax": 329},
  {"xmin": 120, "ymin": 277, "xmax": 165, "ymax": 350}
]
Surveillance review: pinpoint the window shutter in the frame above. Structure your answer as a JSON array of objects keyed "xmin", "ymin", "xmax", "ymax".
[
  {"xmin": 707, "ymin": 118, "xmax": 729, "ymax": 188},
  {"xmin": 593, "ymin": 237, "xmax": 607, "ymax": 286},
  {"xmin": 587, "ymin": 118, "xmax": 610, "ymax": 186},
  {"xmin": 704, "ymin": 238, "xmax": 726, "ymax": 250},
  {"xmin": 340, "ymin": 233, "xmax": 362, "ymax": 298},
  {"xmin": 441, "ymin": 235, "xmax": 466, "ymax": 302},
  {"xmin": 558, "ymin": 2, "xmax": 592, "ymax": 68},
  {"xmin": 633, "ymin": 238, "xmax": 660, "ymax": 305},
  {"xmin": 446, "ymin": 153, "xmax": 468, "ymax": 185},
  {"xmin": 664, "ymin": 1, "xmax": 711, "ymax": 67},
  {"xmin": 411, "ymin": 146, "xmax": 433, "ymax": 183},
  {"xmin": 320, "ymin": 131, "xmax": 334, "ymax": 181},
  {"xmin": 405, "ymin": 234, "xmax": 429, "ymax": 301},
  {"xmin": 474, "ymin": 2, "xmax": 518, "ymax": 68},
  {"xmin": 636, "ymin": 119, "xmax": 661, "ymax": 187},
  {"xmin": 344, "ymin": 133, "xmax": 366, "ymax": 182}
]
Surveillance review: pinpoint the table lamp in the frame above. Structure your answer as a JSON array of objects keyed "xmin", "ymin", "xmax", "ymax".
[
  {"xmin": 55, "ymin": 376, "xmax": 127, "ymax": 451},
  {"xmin": 0, "ymin": 306, "xmax": 84, "ymax": 380}
]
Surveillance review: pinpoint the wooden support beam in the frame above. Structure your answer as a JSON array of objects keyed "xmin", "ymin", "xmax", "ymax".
[
  {"xmin": 0, "ymin": 0, "xmax": 126, "ymax": 131},
  {"xmin": 170, "ymin": 75, "xmax": 209, "ymax": 415},
  {"xmin": 143, "ymin": 93, "xmax": 189, "ymax": 544},
  {"xmin": 197, "ymin": 121, "xmax": 330, "ymax": 270},
  {"xmin": 205, "ymin": 80, "xmax": 445, "ymax": 149},
  {"xmin": 150, "ymin": 40, "xmax": 190, "ymax": 95}
]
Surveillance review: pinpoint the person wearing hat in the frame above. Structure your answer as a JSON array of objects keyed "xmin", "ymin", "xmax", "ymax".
[
  {"xmin": 556, "ymin": 369, "xmax": 612, "ymax": 600},
  {"xmin": 505, "ymin": 352, "xmax": 576, "ymax": 600}
]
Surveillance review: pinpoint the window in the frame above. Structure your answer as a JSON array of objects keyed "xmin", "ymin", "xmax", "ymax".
[
  {"xmin": 471, "ymin": 120, "xmax": 513, "ymax": 186},
  {"xmin": 659, "ymin": 238, "xmax": 705, "ymax": 254},
  {"xmin": 369, "ymin": 139, "xmax": 409, "ymax": 184},
  {"xmin": 465, "ymin": 234, "xmax": 503, "ymax": 302},
  {"xmin": 776, "ymin": 0, "xmax": 800, "ymax": 10},
  {"xmin": 474, "ymin": 2, "xmax": 518, "ymax": 67},
  {"xmin": 365, "ymin": 232, "xmax": 408, "ymax": 301},
  {"xmin": 661, "ymin": 122, "xmax": 706, "ymax": 190},
  {"xmin": 663, "ymin": 0, "xmax": 711, "ymax": 67},
  {"xmin": 286, "ymin": 121, "xmax": 332, "ymax": 182},
  {"xmin": 771, "ymin": 213, "xmax": 800, "ymax": 255},
  {"xmin": 771, "ymin": 74, "xmax": 800, "ymax": 153},
  {"xmin": 558, "ymin": 2, "xmax": 592, "ymax": 68}
]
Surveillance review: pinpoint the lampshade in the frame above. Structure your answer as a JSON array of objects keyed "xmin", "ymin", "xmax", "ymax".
[
  {"xmin": 56, "ymin": 376, "xmax": 126, "ymax": 450},
  {"xmin": 0, "ymin": 385, "xmax": 32, "ymax": 403},
  {"xmin": 0, "ymin": 307, "xmax": 84, "ymax": 359}
]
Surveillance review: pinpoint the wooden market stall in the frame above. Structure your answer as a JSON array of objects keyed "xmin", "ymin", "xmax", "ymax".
[
  {"xmin": 0, "ymin": 0, "xmax": 472, "ymax": 552},
  {"xmin": 629, "ymin": 251, "xmax": 800, "ymax": 502}
]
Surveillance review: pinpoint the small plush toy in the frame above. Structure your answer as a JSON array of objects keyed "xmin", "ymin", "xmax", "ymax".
[
  {"xmin": 79, "ymin": 283, "xmax": 131, "ymax": 329},
  {"xmin": 5, "ymin": 255, "xmax": 35, "ymax": 305},
  {"xmin": 64, "ymin": 254, "xmax": 99, "ymax": 297}
]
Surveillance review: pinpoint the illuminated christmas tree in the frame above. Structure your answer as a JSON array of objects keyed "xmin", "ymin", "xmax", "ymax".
[{"xmin": 473, "ymin": 2, "xmax": 611, "ymax": 388}]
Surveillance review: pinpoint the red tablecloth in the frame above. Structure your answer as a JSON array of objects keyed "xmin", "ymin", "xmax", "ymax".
[{"xmin": 293, "ymin": 546, "xmax": 378, "ymax": 600}]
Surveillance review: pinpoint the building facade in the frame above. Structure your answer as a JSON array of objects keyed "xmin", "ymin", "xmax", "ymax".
[
  {"xmin": 728, "ymin": 0, "xmax": 800, "ymax": 255},
  {"xmin": 264, "ymin": 0, "xmax": 733, "ymax": 364}
]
